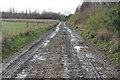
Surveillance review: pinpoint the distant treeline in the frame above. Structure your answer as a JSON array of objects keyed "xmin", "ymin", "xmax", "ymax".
[{"xmin": 2, "ymin": 9, "xmax": 67, "ymax": 21}]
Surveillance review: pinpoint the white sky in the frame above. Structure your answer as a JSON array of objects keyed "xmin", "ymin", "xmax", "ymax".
[{"xmin": 0, "ymin": 0, "xmax": 83, "ymax": 15}]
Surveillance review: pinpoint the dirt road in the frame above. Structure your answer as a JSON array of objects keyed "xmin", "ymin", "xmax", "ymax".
[{"xmin": 2, "ymin": 22, "xmax": 118, "ymax": 79}]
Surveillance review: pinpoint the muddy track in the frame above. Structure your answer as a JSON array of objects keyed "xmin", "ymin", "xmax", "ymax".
[{"xmin": 2, "ymin": 22, "xmax": 118, "ymax": 79}]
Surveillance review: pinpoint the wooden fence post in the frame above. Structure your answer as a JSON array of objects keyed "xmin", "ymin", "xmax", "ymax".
[
  {"xmin": 27, "ymin": 21, "xmax": 28, "ymax": 27},
  {"xmin": 37, "ymin": 22, "xmax": 39, "ymax": 26}
]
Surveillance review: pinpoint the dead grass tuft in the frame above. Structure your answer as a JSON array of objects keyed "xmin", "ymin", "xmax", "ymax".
[{"xmin": 98, "ymin": 29, "xmax": 112, "ymax": 41}]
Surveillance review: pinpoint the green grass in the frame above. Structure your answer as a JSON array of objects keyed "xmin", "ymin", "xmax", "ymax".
[
  {"xmin": 108, "ymin": 52, "xmax": 120, "ymax": 66},
  {"xmin": 2, "ymin": 22, "xmax": 45, "ymax": 40},
  {"xmin": 2, "ymin": 22, "xmax": 58, "ymax": 60},
  {"xmin": 0, "ymin": 53, "xmax": 2, "ymax": 62}
]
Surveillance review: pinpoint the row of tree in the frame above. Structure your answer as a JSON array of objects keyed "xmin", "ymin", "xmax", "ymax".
[{"xmin": 2, "ymin": 8, "xmax": 67, "ymax": 21}]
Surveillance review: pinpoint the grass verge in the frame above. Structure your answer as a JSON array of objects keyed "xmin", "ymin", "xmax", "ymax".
[{"xmin": 74, "ymin": 27, "xmax": 120, "ymax": 67}]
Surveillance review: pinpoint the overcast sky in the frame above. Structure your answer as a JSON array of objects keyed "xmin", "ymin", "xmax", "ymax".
[{"xmin": 0, "ymin": 0, "xmax": 83, "ymax": 15}]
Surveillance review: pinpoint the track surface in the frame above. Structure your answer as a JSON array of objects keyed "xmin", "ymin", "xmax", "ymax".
[{"xmin": 2, "ymin": 22, "xmax": 118, "ymax": 78}]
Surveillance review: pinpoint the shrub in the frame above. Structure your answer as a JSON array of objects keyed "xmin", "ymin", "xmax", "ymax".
[{"xmin": 67, "ymin": 12, "xmax": 81, "ymax": 25}]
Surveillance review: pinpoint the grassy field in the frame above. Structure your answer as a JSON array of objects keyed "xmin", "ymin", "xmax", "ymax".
[
  {"xmin": 2, "ymin": 19, "xmax": 59, "ymax": 23},
  {"xmin": 1, "ymin": 20, "xmax": 58, "ymax": 61},
  {"xmin": 2, "ymin": 21, "xmax": 57, "ymax": 40},
  {"xmin": 3, "ymin": 22, "xmax": 45, "ymax": 39}
]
